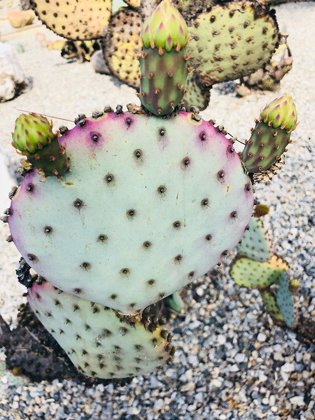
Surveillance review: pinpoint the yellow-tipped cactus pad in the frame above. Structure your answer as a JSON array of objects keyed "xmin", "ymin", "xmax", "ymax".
[
  {"xmin": 230, "ymin": 256, "xmax": 288, "ymax": 289},
  {"xmin": 31, "ymin": 0, "xmax": 112, "ymax": 40},
  {"xmin": 104, "ymin": 8, "xmax": 143, "ymax": 89}
]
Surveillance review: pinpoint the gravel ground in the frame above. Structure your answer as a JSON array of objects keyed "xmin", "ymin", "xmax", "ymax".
[{"xmin": 0, "ymin": 2, "xmax": 315, "ymax": 419}]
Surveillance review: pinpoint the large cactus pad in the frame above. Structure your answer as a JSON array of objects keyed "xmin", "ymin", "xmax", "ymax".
[
  {"xmin": 31, "ymin": 0, "xmax": 112, "ymax": 40},
  {"xmin": 186, "ymin": 2, "xmax": 279, "ymax": 86},
  {"xmin": 9, "ymin": 110, "xmax": 253, "ymax": 313},
  {"xmin": 28, "ymin": 281, "xmax": 173, "ymax": 379}
]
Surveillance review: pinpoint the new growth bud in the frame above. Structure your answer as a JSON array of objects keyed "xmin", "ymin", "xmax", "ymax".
[
  {"xmin": 141, "ymin": 0, "xmax": 188, "ymax": 52},
  {"xmin": 261, "ymin": 95, "xmax": 298, "ymax": 132},
  {"xmin": 12, "ymin": 113, "xmax": 55, "ymax": 155}
]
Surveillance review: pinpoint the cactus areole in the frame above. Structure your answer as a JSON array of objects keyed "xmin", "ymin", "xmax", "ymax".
[{"xmin": 139, "ymin": 0, "xmax": 189, "ymax": 116}]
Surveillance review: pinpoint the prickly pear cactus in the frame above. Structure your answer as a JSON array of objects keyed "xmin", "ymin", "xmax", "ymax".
[
  {"xmin": 3, "ymin": 1, "xmax": 300, "ymax": 381},
  {"xmin": 28, "ymin": 280, "xmax": 174, "ymax": 379},
  {"xmin": 8, "ymin": 110, "xmax": 254, "ymax": 313},
  {"xmin": 30, "ymin": 0, "xmax": 112, "ymax": 40}
]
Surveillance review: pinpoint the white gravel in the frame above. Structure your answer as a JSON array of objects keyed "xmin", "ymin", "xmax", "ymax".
[{"xmin": 0, "ymin": 2, "xmax": 315, "ymax": 419}]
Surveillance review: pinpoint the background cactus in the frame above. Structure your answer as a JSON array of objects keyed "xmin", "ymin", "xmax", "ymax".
[
  {"xmin": 30, "ymin": 0, "xmax": 112, "ymax": 40},
  {"xmin": 29, "ymin": 0, "xmax": 293, "ymax": 110},
  {"xmin": 230, "ymin": 205, "xmax": 299, "ymax": 329}
]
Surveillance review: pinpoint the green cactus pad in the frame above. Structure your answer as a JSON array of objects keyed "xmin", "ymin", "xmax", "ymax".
[
  {"xmin": 242, "ymin": 121, "xmax": 291, "ymax": 174},
  {"xmin": 260, "ymin": 289, "xmax": 284, "ymax": 325},
  {"xmin": 9, "ymin": 110, "xmax": 253, "ymax": 313},
  {"xmin": 104, "ymin": 8, "xmax": 143, "ymax": 89},
  {"xmin": 237, "ymin": 217, "xmax": 272, "ymax": 262},
  {"xmin": 139, "ymin": 1, "xmax": 189, "ymax": 115},
  {"xmin": 139, "ymin": 47, "xmax": 188, "ymax": 115},
  {"xmin": 31, "ymin": 0, "xmax": 112, "ymax": 40},
  {"xmin": 230, "ymin": 255, "xmax": 288, "ymax": 289},
  {"xmin": 276, "ymin": 271, "xmax": 295, "ymax": 327},
  {"xmin": 182, "ymin": 72, "xmax": 211, "ymax": 110},
  {"xmin": 28, "ymin": 281, "xmax": 173, "ymax": 379},
  {"xmin": 186, "ymin": 2, "xmax": 279, "ymax": 86}
]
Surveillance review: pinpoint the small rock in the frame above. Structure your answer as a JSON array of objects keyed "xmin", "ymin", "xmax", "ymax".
[
  {"xmin": 8, "ymin": 10, "xmax": 35, "ymax": 28},
  {"xmin": 290, "ymin": 396, "xmax": 305, "ymax": 406}
]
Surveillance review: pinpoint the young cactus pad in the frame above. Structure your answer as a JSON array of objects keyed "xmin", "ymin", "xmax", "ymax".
[
  {"xmin": 8, "ymin": 110, "xmax": 253, "ymax": 313},
  {"xmin": 237, "ymin": 216, "xmax": 272, "ymax": 263},
  {"xmin": 12, "ymin": 113, "xmax": 69, "ymax": 178},
  {"xmin": 242, "ymin": 95, "xmax": 297, "ymax": 174},
  {"xmin": 139, "ymin": 0, "xmax": 189, "ymax": 115},
  {"xmin": 31, "ymin": 0, "xmax": 112, "ymax": 40},
  {"xmin": 230, "ymin": 255, "xmax": 288, "ymax": 289},
  {"xmin": 28, "ymin": 281, "xmax": 173, "ymax": 379}
]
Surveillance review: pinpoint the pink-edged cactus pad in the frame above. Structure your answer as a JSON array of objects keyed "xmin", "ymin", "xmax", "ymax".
[{"xmin": 9, "ymin": 110, "xmax": 254, "ymax": 314}]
